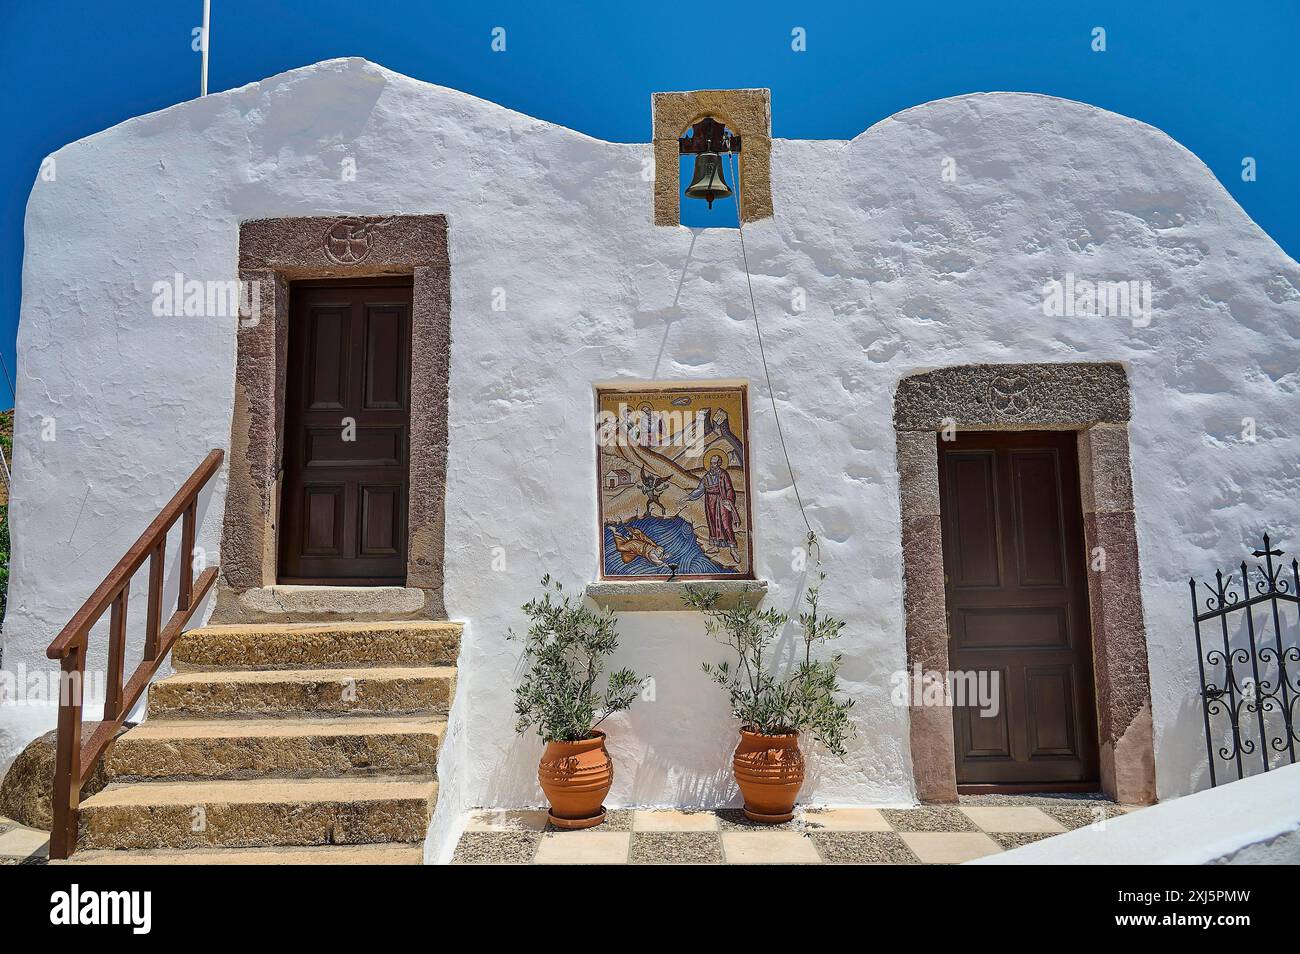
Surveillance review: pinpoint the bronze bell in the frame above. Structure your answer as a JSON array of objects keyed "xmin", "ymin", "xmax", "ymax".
[{"xmin": 684, "ymin": 152, "xmax": 732, "ymax": 208}]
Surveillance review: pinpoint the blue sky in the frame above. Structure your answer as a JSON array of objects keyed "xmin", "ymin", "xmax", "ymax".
[{"xmin": 1, "ymin": 0, "xmax": 1297, "ymax": 406}]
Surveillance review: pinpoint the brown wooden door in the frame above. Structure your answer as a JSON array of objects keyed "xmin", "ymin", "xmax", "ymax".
[
  {"xmin": 279, "ymin": 279, "xmax": 411, "ymax": 584},
  {"xmin": 938, "ymin": 431, "xmax": 1099, "ymax": 788}
]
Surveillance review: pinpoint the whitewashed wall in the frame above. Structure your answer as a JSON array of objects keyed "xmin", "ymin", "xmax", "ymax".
[{"xmin": 3, "ymin": 60, "xmax": 1298, "ymax": 815}]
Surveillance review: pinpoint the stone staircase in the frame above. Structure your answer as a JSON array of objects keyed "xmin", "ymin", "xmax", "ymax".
[{"xmin": 67, "ymin": 620, "xmax": 460, "ymax": 864}]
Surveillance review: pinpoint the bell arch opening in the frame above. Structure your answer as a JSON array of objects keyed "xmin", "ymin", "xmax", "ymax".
[{"xmin": 679, "ymin": 118, "xmax": 740, "ymax": 229}]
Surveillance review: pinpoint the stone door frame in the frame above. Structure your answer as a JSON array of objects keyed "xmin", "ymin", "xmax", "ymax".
[
  {"xmin": 894, "ymin": 362, "xmax": 1156, "ymax": 805},
  {"xmin": 219, "ymin": 215, "xmax": 451, "ymax": 616}
]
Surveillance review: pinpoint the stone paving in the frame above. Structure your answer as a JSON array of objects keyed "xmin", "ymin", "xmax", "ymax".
[
  {"xmin": 453, "ymin": 796, "xmax": 1137, "ymax": 865},
  {"xmin": 0, "ymin": 815, "xmax": 49, "ymax": 865},
  {"xmin": 5, "ymin": 798, "xmax": 1138, "ymax": 865}
]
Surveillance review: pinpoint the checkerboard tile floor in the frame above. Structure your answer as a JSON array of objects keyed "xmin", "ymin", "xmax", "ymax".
[{"xmin": 453, "ymin": 796, "xmax": 1136, "ymax": 865}]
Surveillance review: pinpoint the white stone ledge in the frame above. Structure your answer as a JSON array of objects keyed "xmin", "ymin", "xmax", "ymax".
[
  {"xmin": 585, "ymin": 579, "xmax": 768, "ymax": 612},
  {"xmin": 969, "ymin": 762, "xmax": 1300, "ymax": 865}
]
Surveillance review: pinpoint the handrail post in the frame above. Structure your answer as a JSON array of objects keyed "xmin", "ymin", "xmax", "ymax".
[
  {"xmin": 178, "ymin": 501, "xmax": 197, "ymax": 611},
  {"xmin": 50, "ymin": 642, "xmax": 86, "ymax": 860},
  {"xmin": 103, "ymin": 584, "xmax": 129, "ymax": 720},
  {"xmin": 144, "ymin": 541, "xmax": 166, "ymax": 661}
]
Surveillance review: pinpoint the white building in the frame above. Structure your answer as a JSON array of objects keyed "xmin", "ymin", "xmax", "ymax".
[{"xmin": 2, "ymin": 59, "xmax": 1297, "ymax": 862}]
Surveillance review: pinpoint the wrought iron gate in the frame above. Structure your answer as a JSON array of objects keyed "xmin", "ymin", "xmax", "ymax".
[{"xmin": 1190, "ymin": 534, "xmax": 1299, "ymax": 786}]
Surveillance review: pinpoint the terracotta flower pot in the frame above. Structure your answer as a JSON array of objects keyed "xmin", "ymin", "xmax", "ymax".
[
  {"xmin": 538, "ymin": 730, "xmax": 612, "ymax": 829},
  {"xmin": 732, "ymin": 727, "xmax": 805, "ymax": 823}
]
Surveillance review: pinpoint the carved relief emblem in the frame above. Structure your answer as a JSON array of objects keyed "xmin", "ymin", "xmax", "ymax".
[
  {"xmin": 322, "ymin": 217, "xmax": 384, "ymax": 265},
  {"xmin": 988, "ymin": 374, "xmax": 1033, "ymax": 417}
]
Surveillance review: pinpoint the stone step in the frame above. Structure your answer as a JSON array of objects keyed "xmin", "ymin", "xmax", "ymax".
[
  {"xmin": 148, "ymin": 665, "xmax": 456, "ymax": 718},
  {"xmin": 77, "ymin": 777, "xmax": 437, "ymax": 851},
  {"xmin": 172, "ymin": 621, "xmax": 461, "ymax": 670},
  {"xmin": 105, "ymin": 716, "xmax": 444, "ymax": 781},
  {"xmin": 211, "ymin": 585, "xmax": 431, "ymax": 625},
  {"xmin": 64, "ymin": 844, "xmax": 423, "ymax": 865}
]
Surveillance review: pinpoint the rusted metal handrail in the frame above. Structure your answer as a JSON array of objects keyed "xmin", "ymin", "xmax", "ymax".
[{"xmin": 45, "ymin": 448, "xmax": 224, "ymax": 859}]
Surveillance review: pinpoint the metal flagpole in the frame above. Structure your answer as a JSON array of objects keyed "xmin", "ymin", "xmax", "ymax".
[{"xmin": 201, "ymin": 0, "xmax": 211, "ymax": 96}]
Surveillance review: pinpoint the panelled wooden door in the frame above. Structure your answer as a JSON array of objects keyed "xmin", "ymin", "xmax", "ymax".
[
  {"xmin": 279, "ymin": 279, "xmax": 412, "ymax": 584},
  {"xmin": 938, "ymin": 431, "xmax": 1099, "ymax": 787}
]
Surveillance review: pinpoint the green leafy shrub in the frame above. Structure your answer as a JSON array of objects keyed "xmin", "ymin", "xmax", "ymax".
[
  {"xmin": 1, "ymin": 408, "xmax": 11, "ymax": 625},
  {"xmin": 0, "ymin": 503, "xmax": 8, "ymax": 626},
  {"xmin": 687, "ymin": 572, "xmax": 855, "ymax": 756},
  {"xmin": 509, "ymin": 576, "xmax": 645, "ymax": 743}
]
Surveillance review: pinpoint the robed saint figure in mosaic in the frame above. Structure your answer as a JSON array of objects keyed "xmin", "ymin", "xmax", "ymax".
[{"xmin": 596, "ymin": 385, "xmax": 754, "ymax": 579}]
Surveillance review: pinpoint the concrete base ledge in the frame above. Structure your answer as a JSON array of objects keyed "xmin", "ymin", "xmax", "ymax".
[
  {"xmin": 585, "ymin": 579, "xmax": 768, "ymax": 612},
  {"xmin": 211, "ymin": 585, "xmax": 433, "ymax": 624},
  {"xmin": 970, "ymin": 763, "xmax": 1300, "ymax": 865}
]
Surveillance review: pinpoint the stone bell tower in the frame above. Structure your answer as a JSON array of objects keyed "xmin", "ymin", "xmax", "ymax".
[{"xmin": 651, "ymin": 88, "xmax": 774, "ymax": 226}]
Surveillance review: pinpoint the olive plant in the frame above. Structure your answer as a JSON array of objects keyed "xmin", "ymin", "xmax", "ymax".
[
  {"xmin": 687, "ymin": 572, "xmax": 855, "ymax": 756},
  {"xmin": 510, "ymin": 576, "xmax": 645, "ymax": 743}
]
